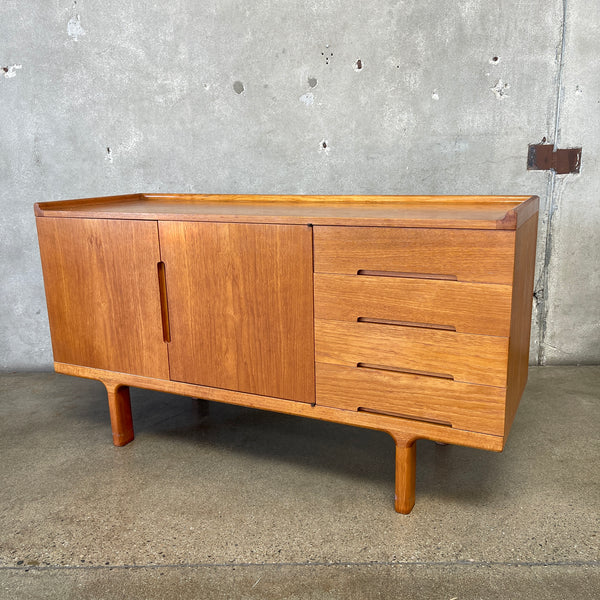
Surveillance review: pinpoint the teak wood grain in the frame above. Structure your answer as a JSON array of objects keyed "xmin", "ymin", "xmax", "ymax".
[
  {"xmin": 315, "ymin": 362, "xmax": 506, "ymax": 436},
  {"xmin": 36, "ymin": 217, "xmax": 169, "ymax": 379},
  {"xmin": 394, "ymin": 442, "xmax": 417, "ymax": 514},
  {"xmin": 105, "ymin": 383, "xmax": 134, "ymax": 446},
  {"xmin": 314, "ymin": 226, "xmax": 516, "ymax": 284},
  {"xmin": 504, "ymin": 213, "xmax": 539, "ymax": 436},
  {"xmin": 158, "ymin": 221, "xmax": 315, "ymax": 403},
  {"xmin": 34, "ymin": 194, "xmax": 537, "ymax": 230},
  {"xmin": 314, "ymin": 273, "xmax": 513, "ymax": 336},
  {"xmin": 315, "ymin": 319, "xmax": 509, "ymax": 387}
]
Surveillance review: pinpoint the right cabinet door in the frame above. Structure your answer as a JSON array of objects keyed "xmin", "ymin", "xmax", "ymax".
[{"xmin": 159, "ymin": 222, "xmax": 315, "ymax": 403}]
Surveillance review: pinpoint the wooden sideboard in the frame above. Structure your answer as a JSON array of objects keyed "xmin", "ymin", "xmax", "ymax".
[{"xmin": 34, "ymin": 194, "xmax": 539, "ymax": 513}]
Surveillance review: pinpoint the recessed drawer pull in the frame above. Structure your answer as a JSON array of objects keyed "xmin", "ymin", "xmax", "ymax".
[
  {"xmin": 357, "ymin": 269, "xmax": 457, "ymax": 281},
  {"xmin": 356, "ymin": 362, "xmax": 454, "ymax": 381},
  {"xmin": 357, "ymin": 407, "xmax": 452, "ymax": 427},
  {"xmin": 357, "ymin": 317, "xmax": 456, "ymax": 332}
]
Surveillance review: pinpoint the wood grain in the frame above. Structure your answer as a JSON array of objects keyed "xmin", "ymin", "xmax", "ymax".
[
  {"xmin": 314, "ymin": 273, "xmax": 513, "ymax": 336},
  {"xmin": 104, "ymin": 383, "xmax": 134, "ymax": 446},
  {"xmin": 504, "ymin": 213, "xmax": 539, "ymax": 436},
  {"xmin": 34, "ymin": 194, "xmax": 538, "ymax": 230},
  {"xmin": 511, "ymin": 195, "xmax": 540, "ymax": 227},
  {"xmin": 314, "ymin": 226, "xmax": 515, "ymax": 284},
  {"xmin": 394, "ymin": 441, "xmax": 416, "ymax": 514},
  {"xmin": 315, "ymin": 319, "xmax": 509, "ymax": 387},
  {"xmin": 36, "ymin": 217, "xmax": 169, "ymax": 378},
  {"xmin": 158, "ymin": 222, "xmax": 315, "ymax": 403},
  {"xmin": 33, "ymin": 193, "xmax": 143, "ymax": 216},
  {"xmin": 315, "ymin": 363, "xmax": 506, "ymax": 436}
]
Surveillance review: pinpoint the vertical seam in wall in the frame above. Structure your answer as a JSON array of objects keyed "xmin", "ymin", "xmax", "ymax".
[
  {"xmin": 537, "ymin": 0, "xmax": 568, "ymax": 365},
  {"xmin": 552, "ymin": 0, "xmax": 568, "ymax": 153}
]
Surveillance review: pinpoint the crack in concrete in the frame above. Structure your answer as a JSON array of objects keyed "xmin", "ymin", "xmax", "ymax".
[
  {"xmin": 537, "ymin": 0, "xmax": 569, "ymax": 365},
  {"xmin": 1, "ymin": 560, "xmax": 599, "ymax": 572},
  {"xmin": 553, "ymin": 0, "xmax": 569, "ymax": 153}
]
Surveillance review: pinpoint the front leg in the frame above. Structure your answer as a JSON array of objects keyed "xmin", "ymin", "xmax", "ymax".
[
  {"xmin": 393, "ymin": 436, "xmax": 417, "ymax": 514},
  {"xmin": 104, "ymin": 383, "xmax": 134, "ymax": 446}
]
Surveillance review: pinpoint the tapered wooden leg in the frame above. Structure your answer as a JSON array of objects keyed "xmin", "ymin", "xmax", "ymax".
[
  {"xmin": 105, "ymin": 384, "xmax": 134, "ymax": 447},
  {"xmin": 394, "ymin": 439, "xmax": 417, "ymax": 514}
]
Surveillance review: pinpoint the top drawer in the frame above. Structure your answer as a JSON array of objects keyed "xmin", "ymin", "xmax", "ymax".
[{"xmin": 314, "ymin": 226, "xmax": 515, "ymax": 284}]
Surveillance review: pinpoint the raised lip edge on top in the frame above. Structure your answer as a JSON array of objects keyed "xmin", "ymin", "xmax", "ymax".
[{"xmin": 34, "ymin": 193, "xmax": 540, "ymax": 231}]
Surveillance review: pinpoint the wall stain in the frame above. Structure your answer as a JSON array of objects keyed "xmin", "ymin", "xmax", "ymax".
[
  {"xmin": 299, "ymin": 92, "xmax": 314, "ymax": 106},
  {"xmin": 67, "ymin": 14, "xmax": 86, "ymax": 41},
  {"xmin": 321, "ymin": 46, "xmax": 333, "ymax": 65},
  {"xmin": 491, "ymin": 79, "xmax": 510, "ymax": 99},
  {"xmin": 233, "ymin": 81, "xmax": 245, "ymax": 94},
  {"xmin": 308, "ymin": 77, "xmax": 317, "ymax": 88}
]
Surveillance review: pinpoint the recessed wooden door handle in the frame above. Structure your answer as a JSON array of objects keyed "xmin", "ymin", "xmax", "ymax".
[{"xmin": 157, "ymin": 261, "xmax": 171, "ymax": 342}]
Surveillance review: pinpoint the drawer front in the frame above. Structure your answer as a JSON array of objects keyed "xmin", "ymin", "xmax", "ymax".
[
  {"xmin": 315, "ymin": 319, "xmax": 508, "ymax": 387},
  {"xmin": 314, "ymin": 226, "xmax": 515, "ymax": 284},
  {"xmin": 314, "ymin": 273, "xmax": 512, "ymax": 336},
  {"xmin": 316, "ymin": 363, "xmax": 506, "ymax": 436}
]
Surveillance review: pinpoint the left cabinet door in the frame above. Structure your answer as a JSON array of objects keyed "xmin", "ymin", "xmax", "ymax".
[{"xmin": 36, "ymin": 217, "xmax": 170, "ymax": 379}]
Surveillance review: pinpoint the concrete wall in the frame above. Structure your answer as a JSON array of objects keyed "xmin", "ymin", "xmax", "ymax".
[{"xmin": 1, "ymin": 1, "xmax": 598, "ymax": 369}]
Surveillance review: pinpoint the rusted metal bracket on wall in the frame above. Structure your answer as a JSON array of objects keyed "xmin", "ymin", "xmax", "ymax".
[{"xmin": 527, "ymin": 144, "xmax": 582, "ymax": 174}]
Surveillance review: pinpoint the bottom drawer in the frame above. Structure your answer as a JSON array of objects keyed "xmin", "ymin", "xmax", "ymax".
[{"xmin": 316, "ymin": 363, "xmax": 506, "ymax": 436}]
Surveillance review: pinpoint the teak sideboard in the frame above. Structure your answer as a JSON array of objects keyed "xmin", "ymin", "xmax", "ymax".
[{"xmin": 34, "ymin": 194, "xmax": 539, "ymax": 514}]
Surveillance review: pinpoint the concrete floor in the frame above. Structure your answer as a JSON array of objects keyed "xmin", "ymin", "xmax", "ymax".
[{"xmin": 0, "ymin": 367, "xmax": 598, "ymax": 599}]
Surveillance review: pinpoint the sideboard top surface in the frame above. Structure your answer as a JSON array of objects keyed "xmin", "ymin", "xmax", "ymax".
[{"xmin": 34, "ymin": 194, "xmax": 539, "ymax": 230}]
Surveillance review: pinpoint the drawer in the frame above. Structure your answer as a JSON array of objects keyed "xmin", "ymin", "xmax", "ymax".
[
  {"xmin": 315, "ymin": 319, "xmax": 508, "ymax": 387},
  {"xmin": 314, "ymin": 273, "xmax": 512, "ymax": 336},
  {"xmin": 314, "ymin": 226, "xmax": 515, "ymax": 284},
  {"xmin": 316, "ymin": 363, "xmax": 506, "ymax": 436}
]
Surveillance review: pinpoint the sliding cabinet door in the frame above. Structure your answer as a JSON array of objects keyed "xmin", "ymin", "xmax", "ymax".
[
  {"xmin": 159, "ymin": 222, "xmax": 314, "ymax": 403},
  {"xmin": 36, "ymin": 217, "xmax": 169, "ymax": 378}
]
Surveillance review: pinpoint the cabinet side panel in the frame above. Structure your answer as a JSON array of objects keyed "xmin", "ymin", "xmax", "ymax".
[
  {"xmin": 36, "ymin": 217, "xmax": 169, "ymax": 379},
  {"xmin": 160, "ymin": 222, "xmax": 315, "ymax": 403},
  {"xmin": 505, "ymin": 214, "xmax": 539, "ymax": 437}
]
